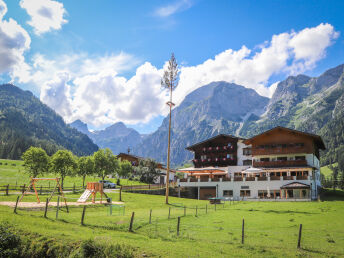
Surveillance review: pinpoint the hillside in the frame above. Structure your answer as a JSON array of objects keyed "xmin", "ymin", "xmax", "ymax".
[{"xmin": 0, "ymin": 84, "xmax": 98, "ymax": 159}]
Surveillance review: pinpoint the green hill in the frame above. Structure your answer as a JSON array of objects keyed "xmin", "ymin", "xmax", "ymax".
[{"xmin": 0, "ymin": 84, "xmax": 98, "ymax": 159}]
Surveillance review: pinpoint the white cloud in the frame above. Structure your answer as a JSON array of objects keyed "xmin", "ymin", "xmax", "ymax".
[
  {"xmin": 173, "ymin": 23, "xmax": 339, "ymax": 104},
  {"xmin": 13, "ymin": 23, "xmax": 338, "ymax": 128},
  {"xmin": 154, "ymin": 0, "xmax": 193, "ymax": 17},
  {"xmin": 20, "ymin": 0, "xmax": 67, "ymax": 35},
  {"xmin": 0, "ymin": 0, "xmax": 31, "ymax": 74},
  {"xmin": 40, "ymin": 72, "xmax": 73, "ymax": 118}
]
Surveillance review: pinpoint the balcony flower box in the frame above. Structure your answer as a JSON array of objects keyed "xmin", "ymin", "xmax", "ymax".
[{"xmin": 258, "ymin": 177, "xmax": 267, "ymax": 181}]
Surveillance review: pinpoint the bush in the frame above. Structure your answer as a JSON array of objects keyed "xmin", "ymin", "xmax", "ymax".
[
  {"xmin": 117, "ymin": 178, "xmax": 121, "ymax": 186},
  {"xmin": 79, "ymin": 239, "xmax": 135, "ymax": 258},
  {"xmin": 0, "ymin": 223, "xmax": 21, "ymax": 258}
]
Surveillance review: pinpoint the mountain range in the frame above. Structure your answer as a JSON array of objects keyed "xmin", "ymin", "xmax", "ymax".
[
  {"xmin": 70, "ymin": 64, "xmax": 344, "ymax": 167},
  {"xmin": 70, "ymin": 120, "xmax": 144, "ymax": 154},
  {"xmin": 2, "ymin": 63, "xmax": 343, "ymax": 167}
]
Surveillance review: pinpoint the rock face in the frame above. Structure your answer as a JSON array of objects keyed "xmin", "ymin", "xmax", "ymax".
[
  {"xmin": 70, "ymin": 121, "xmax": 142, "ymax": 155},
  {"xmin": 133, "ymin": 81, "xmax": 269, "ymax": 166},
  {"xmin": 240, "ymin": 64, "xmax": 344, "ymax": 165}
]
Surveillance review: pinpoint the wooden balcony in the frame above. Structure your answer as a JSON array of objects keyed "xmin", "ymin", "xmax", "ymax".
[
  {"xmin": 252, "ymin": 146, "xmax": 309, "ymax": 155},
  {"xmin": 253, "ymin": 159, "xmax": 307, "ymax": 168},
  {"xmin": 270, "ymin": 176, "xmax": 281, "ymax": 181},
  {"xmin": 193, "ymin": 159, "xmax": 237, "ymax": 168}
]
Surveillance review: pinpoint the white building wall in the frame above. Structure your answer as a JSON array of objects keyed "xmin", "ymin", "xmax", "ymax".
[
  {"xmin": 178, "ymin": 177, "xmax": 312, "ymax": 199},
  {"xmin": 237, "ymin": 141, "xmax": 251, "ymax": 166}
]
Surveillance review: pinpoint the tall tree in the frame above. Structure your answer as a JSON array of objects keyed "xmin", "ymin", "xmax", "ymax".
[
  {"xmin": 50, "ymin": 150, "xmax": 77, "ymax": 188},
  {"xmin": 161, "ymin": 53, "xmax": 179, "ymax": 204},
  {"xmin": 77, "ymin": 156, "xmax": 95, "ymax": 188},
  {"xmin": 118, "ymin": 160, "xmax": 132, "ymax": 178},
  {"xmin": 337, "ymin": 148, "xmax": 344, "ymax": 189},
  {"xmin": 22, "ymin": 146, "xmax": 49, "ymax": 178},
  {"xmin": 134, "ymin": 158, "xmax": 161, "ymax": 184},
  {"xmin": 93, "ymin": 148, "xmax": 119, "ymax": 181}
]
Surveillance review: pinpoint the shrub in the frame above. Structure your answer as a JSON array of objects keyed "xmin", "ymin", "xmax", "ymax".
[
  {"xmin": 0, "ymin": 223, "xmax": 21, "ymax": 258},
  {"xmin": 117, "ymin": 178, "xmax": 121, "ymax": 186}
]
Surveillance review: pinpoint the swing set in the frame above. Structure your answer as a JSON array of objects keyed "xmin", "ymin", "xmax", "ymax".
[{"xmin": 19, "ymin": 178, "xmax": 68, "ymax": 209}]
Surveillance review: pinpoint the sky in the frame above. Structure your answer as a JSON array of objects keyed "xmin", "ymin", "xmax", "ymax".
[{"xmin": 0, "ymin": 0, "xmax": 343, "ymax": 133}]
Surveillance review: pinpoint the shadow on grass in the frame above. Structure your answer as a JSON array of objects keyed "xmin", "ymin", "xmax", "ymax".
[
  {"xmin": 320, "ymin": 189, "xmax": 344, "ymax": 201},
  {"xmin": 262, "ymin": 210, "xmax": 318, "ymax": 215}
]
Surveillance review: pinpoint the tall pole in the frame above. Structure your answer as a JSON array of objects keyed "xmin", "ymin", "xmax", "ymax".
[{"xmin": 166, "ymin": 88, "xmax": 172, "ymax": 204}]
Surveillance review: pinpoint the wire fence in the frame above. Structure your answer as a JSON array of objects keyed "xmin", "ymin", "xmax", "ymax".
[{"xmin": 10, "ymin": 199, "xmax": 344, "ymax": 255}]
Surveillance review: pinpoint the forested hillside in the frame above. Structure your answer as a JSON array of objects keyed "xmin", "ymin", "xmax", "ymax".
[{"xmin": 0, "ymin": 84, "xmax": 98, "ymax": 159}]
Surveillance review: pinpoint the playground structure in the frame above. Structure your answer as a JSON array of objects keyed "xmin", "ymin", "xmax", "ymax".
[
  {"xmin": 78, "ymin": 182, "xmax": 107, "ymax": 203},
  {"xmin": 19, "ymin": 178, "xmax": 68, "ymax": 208}
]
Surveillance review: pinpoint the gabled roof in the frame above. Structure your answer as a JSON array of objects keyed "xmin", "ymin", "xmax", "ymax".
[
  {"xmin": 186, "ymin": 134, "xmax": 244, "ymax": 151},
  {"xmin": 281, "ymin": 182, "xmax": 310, "ymax": 189},
  {"xmin": 243, "ymin": 126, "xmax": 326, "ymax": 150}
]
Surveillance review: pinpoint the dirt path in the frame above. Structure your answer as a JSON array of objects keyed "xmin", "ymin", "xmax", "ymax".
[{"xmin": 0, "ymin": 201, "xmax": 124, "ymax": 208}]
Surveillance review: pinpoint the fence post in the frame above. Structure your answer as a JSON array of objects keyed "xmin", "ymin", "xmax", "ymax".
[
  {"xmin": 81, "ymin": 206, "xmax": 86, "ymax": 225},
  {"xmin": 14, "ymin": 196, "xmax": 19, "ymax": 214},
  {"xmin": 177, "ymin": 216, "xmax": 181, "ymax": 236},
  {"xmin": 242, "ymin": 218, "xmax": 245, "ymax": 244},
  {"xmin": 297, "ymin": 224, "xmax": 302, "ymax": 248},
  {"xmin": 215, "ymin": 203, "xmax": 217, "ymax": 211},
  {"xmin": 5, "ymin": 184, "xmax": 9, "ymax": 196},
  {"xmin": 40, "ymin": 186, "xmax": 42, "ymax": 195},
  {"xmin": 184, "ymin": 206, "xmax": 186, "ymax": 216},
  {"xmin": 149, "ymin": 209, "xmax": 152, "ymax": 224},
  {"xmin": 73, "ymin": 183, "xmax": 76, "ymax": 194},
  {"xmin": 196, "ymin": 206, "xmax": 198, "ymax": 217},
  {"xmin": 22, "ymin": 184, "xmax": 25, "ymax": 194},
  {"xmin": 168, "ymin": 207, "xmax": 171, "ymax": 219},
  {"xmin": 44, "ymin": 198, "xmax": 49, "ymax": 218},
  {"xmin": 129, "ymin": 212, "xmax": 135, "ymax": 232},
  {"xmin": 56, "ymin": 196, "xmax": 60, "ymax": 220},
  {"xmin": 206, "ymin": 204, "xmax": 208, "ymax": 214},
  {"xmin": 120, "ymin": 186, "xmax": 122, "ymax": 201}
]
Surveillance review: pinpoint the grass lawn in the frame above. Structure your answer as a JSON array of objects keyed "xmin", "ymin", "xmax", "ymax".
[
  {"xmin": 320, "ymin": 163, "xmax": 338, "ymax": 178},
  {"xmin": 0, "ymin": 159, "xmax": 145, "ymax": 188},
  {"xmin": 0, "ymin": 190, "xmax": 344, "ymax": 257}
]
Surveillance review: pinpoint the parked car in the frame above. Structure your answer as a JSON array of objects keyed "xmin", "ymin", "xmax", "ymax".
[{"xmin": 99, "ymin": 180, "xmax": 116, "ymax": 189}]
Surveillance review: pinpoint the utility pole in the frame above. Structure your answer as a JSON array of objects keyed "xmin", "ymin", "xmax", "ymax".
[{"xmin": 161, "ymin": 53, "xmax": 179, "ymax": 204}]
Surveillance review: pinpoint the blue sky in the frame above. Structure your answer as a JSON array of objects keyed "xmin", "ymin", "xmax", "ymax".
[{"xmin": 1, "ymin": 0, "xmax": 344, "ymax": 133}]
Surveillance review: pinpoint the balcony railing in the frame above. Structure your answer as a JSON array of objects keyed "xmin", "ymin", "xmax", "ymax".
[
  {"xmin": 193, "ymin": 159, "xmax": 237, "ymax": 167},
  {"xmin": 179, "ymin": 175, "xmax": 310, "ymax": 184},
  {"xmin": 200, "ymin": 146, "xmax": 236, "ymax": 153},
  {"xmin": 252, "ymin": 146, "xmax": 309, "ymax": 155},
  {"xmin": 253, "ymin": 159, "xmax": 307, "ymax": 168}
]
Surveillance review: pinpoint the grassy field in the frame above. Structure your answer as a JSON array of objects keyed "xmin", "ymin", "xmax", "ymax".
[
  {"xmin": 0, "ymin": 190, "xmax": 344, "ymax": 257},
  {"xmin": 0, "ymin": 159, "xmax": 145, "ymax": 188},
  {"xmin": 321, "ymin": 163, "xmax": 338, "ymax": 178},
  {"xmin": 1, "ymin": 159, "xmax": 344, "ymax": 257}
]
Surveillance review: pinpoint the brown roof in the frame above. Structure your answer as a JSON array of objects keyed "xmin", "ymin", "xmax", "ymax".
[
  {"xmin": 243, "ymin": 126, "xmax": 326, "ymax": 150},
  {"xmin": 186, "ymin": 134, "xmax": 244, "ymax": 151}
]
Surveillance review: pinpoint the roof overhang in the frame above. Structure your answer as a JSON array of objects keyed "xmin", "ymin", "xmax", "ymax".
[
  {"xmin": 281, "ymin": 182, "xmax": 310, "ymax": 189},
  {"xmin": 243, "ymin": 126, "xmax": 326, "ymax": 150}
]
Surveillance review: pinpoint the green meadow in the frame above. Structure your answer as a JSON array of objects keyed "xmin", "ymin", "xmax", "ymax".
[
  {"xmin": 0, "ymin": 159, "xmax": 145, "ymax": 188},
  {"xmin": 1, "ymin": 159, "xmax": 344, "ymax": 257}
]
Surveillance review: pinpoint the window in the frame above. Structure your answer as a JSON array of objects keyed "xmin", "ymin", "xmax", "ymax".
[
  {"xmin": 201, "ymin": 155, "xmax": 207, "ymax": 160},
  {"xmin": 223, "ymin": 190, "xmax": 233, "ymax": 197},
  {"xmin": 277, "ymin": 157, "xmax": 287, "ymax": 161},
  {"xmin": 240, "ymin": 190, "xmax": 250, "ymax": 197},
  {"xmin": 295, "ymin": 156, "xmax": 306, "ymax": 160},
  {"xmin": 243, "ymin": 148, "xmax": 252, "ymax": 155},
  {"xmin": 260, "ymin": 158, "xmax": 270, "ymax": 162},
  {"xmin": 258, "ymin": 190, "xmax": 268, "ymax": 198},
  {"xmin": 227, "ymin": 154, "xmax": 231, "ymax": 158},
  {"xmin": 243, "ymin": 160, "xmax": 252, "ymax": 166}
]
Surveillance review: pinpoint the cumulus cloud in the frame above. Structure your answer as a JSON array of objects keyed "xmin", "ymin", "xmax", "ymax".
[
  {"xmin": 154, "ymin": 0, "xmax": 193, "ymax": 17},
  {"xmin": 15, "ymin": 23, "xmax": 339, "ymax": 128},
  {"xmin": 20, "ymin": 0, "xmax": 67, "ymax": 35},
  {"xmin": 0, "ymin": 0, "xmax": 31, "ymax": 75},
  {"xmin": 40, "ymin": 72, "xmax": 73, "ymax": 118}
]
